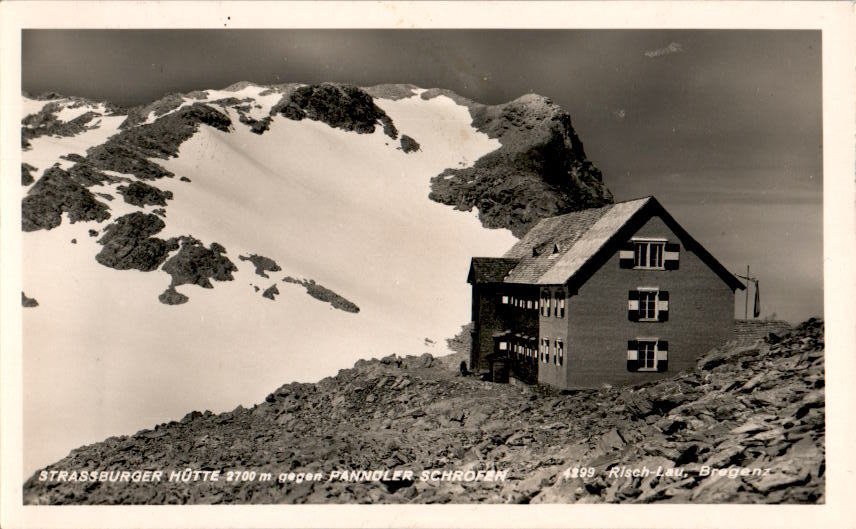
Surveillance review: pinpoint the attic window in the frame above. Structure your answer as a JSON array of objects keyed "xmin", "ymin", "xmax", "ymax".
[
  {"xmin": 532, "ymin": 247, "xmax": 539, "ymax": 257},
  {"xmin": 635, "ymin": 241, "xmax": 664, "ymax": 269},
  {"xmin": 552, "ymin": 244, "xmax": 560, "ymax": 254},
  {"xmin": 620, "ymin": 239, "xmax": 680, "ymax": 270}
]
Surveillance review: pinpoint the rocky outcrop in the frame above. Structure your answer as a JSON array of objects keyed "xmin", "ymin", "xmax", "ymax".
[
  {"xmin": 425, "ymin": 92, "xmax": 612, "ymax": 237},
  {"xmin": 262, "ymin": 284, "xmax": 280, "ymax": 300},
  {"xmin": 22, "ymin": 163, "xmax": 37, "ymax": 186},
  {"xmin": 86, "ymin": 103, "xmax": 232, "ymax": 182},
  {"xmin": 22, "ymin": 292, "xmax": 39, "ymax": 308},
  {"xmin": 273, "ymin": 83, "xmax": 398, "ymax": 139},
  {"xmin": 22, "ymin": 320, "xmax": 824, "ymax": 505},
  {"xmin": 238, "ymin": 254, "xmax": 282, "ymax": 278},
  {"xmin": 161, "ymin": 239, "xmax": 237, "ymax": 290},
  {"xmin": 158, "ymin": 286, "xmax": 189, "ymax": 306},
  {"xmin": 95, "ymin": 212, "xmax": 175, "ymax": 272},
  {"xmin": 22, "ymin": 167, "xmax": 111, "ymax": 231},
  {"xmin": 282, "ymin": 276, "xmax": 360, "ymax": 313},
  {"xmin": 119, "ymin": 93, "xmax": 187, "ymax": 129},
  {"xmin": 21, "ymin": 101, "xmax": 101, "ymax": 149},
  {"xmin": 118, "ymin": 181, "xmax": 174, "ymax": 207},
  {"xmin": 399, "ymin": 135, "xmax": 420, "ymax": 153}
]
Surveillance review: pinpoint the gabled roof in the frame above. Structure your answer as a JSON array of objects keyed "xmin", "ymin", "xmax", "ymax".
[
  {"xmin": 467, "ymin": 257, "xmax": 520, "ymax": 284},
  {"xmin": 499, "ymin": 196, "xmax": 745, "ymax": 291}
]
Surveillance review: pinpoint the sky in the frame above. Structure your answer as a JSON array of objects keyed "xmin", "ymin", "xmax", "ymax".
[{"xmin": 21, "ymin": 29, "xmax": 823, "ymax": 323}]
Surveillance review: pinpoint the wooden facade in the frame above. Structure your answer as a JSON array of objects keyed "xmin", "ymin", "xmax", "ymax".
[{"xmin": 467, "ymin": 196, "xmax": 744, "ymax": 390}]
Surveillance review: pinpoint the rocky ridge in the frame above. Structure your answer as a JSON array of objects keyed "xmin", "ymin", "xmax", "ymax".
[{"xmin": 23, "ymin": 319, "xmax": 824, "ymax": 504}]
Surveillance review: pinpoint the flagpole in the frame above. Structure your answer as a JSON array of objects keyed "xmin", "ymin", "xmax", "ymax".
[{"xmin": 736, "ymin": 266, "xmax": 758, "ymax": 320}]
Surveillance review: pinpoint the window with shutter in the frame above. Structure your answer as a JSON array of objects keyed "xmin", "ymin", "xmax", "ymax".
[
  {"xmin": 621, "ymin": 238, "xmax": 679, "ymax": 270},
  {"xmin": 629, "ymin": 288, "xmax": 669, "ymax": 322},
  {"xmin": 628, "ymin": 338, "xmax": 668, "ymax": 372}
]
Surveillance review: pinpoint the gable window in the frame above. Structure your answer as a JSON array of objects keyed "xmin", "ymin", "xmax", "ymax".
[
  {"xmin": 628, "ymin": 289, "xmax": 669, "ymax": 322},
  {"xmin": 556, "ymin": 339, "xmax": 564, "ymax": 366},
  {"xmin": 627, "ymin": 339, "xmax": 669, "ymax": 372},
  {"xmin": 635, "ymin": 240, "xmax": 664, "ymax": 269},
  {"xmin": 620, "ymin": 240, "xmax": 681, "ymax": 270}
]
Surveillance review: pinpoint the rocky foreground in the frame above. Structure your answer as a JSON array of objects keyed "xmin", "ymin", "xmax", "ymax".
[{"xmin": 24, "ymin": 319, "xmax": 824, "ymax": 504}]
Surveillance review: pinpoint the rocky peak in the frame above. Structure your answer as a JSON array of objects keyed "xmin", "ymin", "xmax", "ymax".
[{"xmin": 426, "ymin": 90, "xmax": 612, "ymax": 237}]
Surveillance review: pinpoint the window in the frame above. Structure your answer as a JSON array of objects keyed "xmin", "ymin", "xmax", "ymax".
[
  {"xmin": 634, "ymin": 241, "xmax": 664, "ymax": 269},
  {"xmin": 639, "ymin": 340, "xmax": 656, "ymax": 370},
  {"xmin": 526, "ymin": 299, "xmax": 533, "ymax": 310},
  {"xmin": 556, "ymin": 339, "xmax": 564, "ymax": 366},
  {"xmin": 544, "ymin": 338, "xmax": 551, "ymax": 364},
  {"xmin": 539, "ymin": 340, "xmax": 544, "ymax": 362},
  {"xmin": 620, "ymin": 239, "xmax": 680, "ymax": 270},
  {"xmin": 540, "ymin": 291, "xmax": 551, "ymax": 317},
  {"xmin": 627, "ymin": 339, "xmax": 669, "ymax": 372},
  {"xmin": 501, "ymin": 295, "xmax": 509, "ymax": 304},
  {"xmin": 498, "ymin": 341, "xmax": 508, "ymax": 351},
  {"xmin": 639, "ymin": 291, "xmax": 657, "ymax": 320},
  {"xmin": 628, "ymin": 289, "xmax": 669, "ymax": 322},
  {"xmin": 557, "ymin": 295, "xmax": 566, "ymax": 319}
]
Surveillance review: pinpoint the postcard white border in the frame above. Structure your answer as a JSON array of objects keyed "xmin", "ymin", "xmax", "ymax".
[{"xmin": 1, "ymin": 2, "xmax": 854, "ymax": 528}]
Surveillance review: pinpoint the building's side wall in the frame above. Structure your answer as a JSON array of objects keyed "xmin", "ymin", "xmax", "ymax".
[
  {"xmin": 560, "ymin": 215, "xmax": 736, "ymax": 389},
  {"xmin": 536, "ymin": 287, "xmax": 569, "ymax": 388}
]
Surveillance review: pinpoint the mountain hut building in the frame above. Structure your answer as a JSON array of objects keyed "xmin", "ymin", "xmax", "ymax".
[{"xmin": 467, "ymin": 196, "xmax": 745, "ymax": 390}]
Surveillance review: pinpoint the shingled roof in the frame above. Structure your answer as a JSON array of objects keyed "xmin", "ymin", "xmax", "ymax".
[
  {"xmin": 494, "ymin": 196, "xmax": 744, "ymax": 290},
  {"xmin": 503, "ymin": 197, "xmax": 650, "ymax": 284},
  {"xmin": 467, "ymin": 257, "xmax": 520, "ymax": 284}
]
